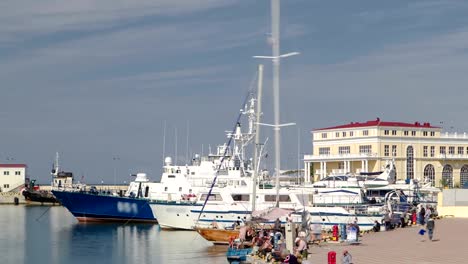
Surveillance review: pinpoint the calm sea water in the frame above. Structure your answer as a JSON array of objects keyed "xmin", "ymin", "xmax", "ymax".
[{"xmin": 0, "ymin": 205, "xmax": 227, "ymax": 264}]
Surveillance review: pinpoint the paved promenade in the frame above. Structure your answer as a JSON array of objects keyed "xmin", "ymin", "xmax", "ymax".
[{"xmin": 306, "ymin": 218, "xmax": 468, "ymax": 264}]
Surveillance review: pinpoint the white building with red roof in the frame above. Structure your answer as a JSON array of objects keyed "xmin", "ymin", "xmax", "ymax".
[
  {"xmin": 0, "ymin": 164, "xmax": 27, "ymax": 192},
  {"xmin": 304, "ymin": 118, "xmax": 468, "ymax": 188}
]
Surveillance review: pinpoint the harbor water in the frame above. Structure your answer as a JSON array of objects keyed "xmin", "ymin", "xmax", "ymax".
[{"xmin": 0, "ymin": 205, "xmax": 227, "ymax": 264}]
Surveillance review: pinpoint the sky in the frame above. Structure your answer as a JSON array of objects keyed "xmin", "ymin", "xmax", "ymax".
[{"xmin": 2, "ymin": 0, "xmax": 468, "ymax": 184}]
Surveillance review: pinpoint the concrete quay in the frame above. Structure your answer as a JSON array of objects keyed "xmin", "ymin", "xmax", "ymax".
[{"xmin": 306, "ymin": 217, "xmax": 467, "ymax": 264}]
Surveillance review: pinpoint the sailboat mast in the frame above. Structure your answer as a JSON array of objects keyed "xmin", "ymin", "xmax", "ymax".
[
  {"xmin": 252, "ymin": 64, "xmax": 264, "ymax": 212},
  {"xmin": 272, "ymin": 0, "xmax": 281, "ymax": 207}
]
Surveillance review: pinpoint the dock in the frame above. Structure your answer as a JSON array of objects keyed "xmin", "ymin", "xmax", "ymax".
[
  {"xmin": 246, "ymin": 217, "xmax": 467, "ymax": 263},
  {"xmin": 305, "ymin": 217, "xmax": 467, "ymax": 264}
]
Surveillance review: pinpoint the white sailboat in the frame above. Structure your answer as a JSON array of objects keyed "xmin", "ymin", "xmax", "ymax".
[{"xmin": 150, "ymin": 0, "xmax": 386, "ymax": 233}]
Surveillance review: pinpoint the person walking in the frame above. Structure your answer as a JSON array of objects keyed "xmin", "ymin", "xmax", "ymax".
[
  {"xmin": 342, "ymin": 250, "xmax": 353, "ymax": 264},
  {"xmin": 426, "ymin": 215, "xmax": 435, "ymax": 241}
]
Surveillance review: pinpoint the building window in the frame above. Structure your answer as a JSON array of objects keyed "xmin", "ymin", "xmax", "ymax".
[
  {"xmin": 442, "ymin": 165, "xmax": 453, "ymax": 188},
  {"xmin": 411, "ymin": 131, "xmax": 416, "ymax": 136},
  {"xmin": 392, "ymin": 130, "xmax": 397, "ymax": 135},
  {"xmin": 3, "ymin": 171, "xmax": 9, "ymax": 176},
  {"xmin": 423, "ymin": 146, "xmax": 428, "ymax": 157},
  {"xmin": 384, "ymin": 145, "xmax": 389, "ymax": 156},
  {"xmin": 461, "ymin": 165, "xmax": 468, "ymax": 188},
  {"xmin": 406, "ymin": 146, "xmax": 414, "ymax": 180},
  {"xmin": 430, "ymin": 131, "xmax": 435, "ymax": 136},
  {"xmin": 318, "ymin": 147, "xmax": 330, "ymax": 155},
  {"xmin": 440, "ymin": 146, "xmax": 446, "ymax": 155},
  {"xmin": 321, "ymin": 133, "xmax": 327, "ymax": 139},
  {"xmin": 458, "ymin": 147, "xmax": 464, "ymax": 155},
  {"xmin": 3, "ymin": 184, "xmax": 9, "ymax": 188},
  {"xmin": 423, "ymin": 131, "xmax": 428, "ymax": 136},
  {"xmin": 449, "ymin": 146, "xmax": 455, "ymax": 155},
  {"xmin": 335, "ymin": 132, "xmax": 340, "ymax": 138},
  {"xmin": 164, "ymin": 187, "xmax": 168, "ymax": 191},
  {"xmin": 338, "ymin": 146, "xmax": 350, "ymax": 154},
  {"xmin": 404, "ymin": 131, "xmax": 409, "ymax": 136},
  {"xmin": 338, "ymin": 162, "xmax": 345, "ymax": 169},
  {"xmin": 430, "ymin": 146, "xmax": 435, "ymax": 157},
  {"xmin": 392, "ymin": 145, "xmax": 397, "ymax": 157},
  {"xmin": 342, "ymin": 132, "xmax": 347, "ymax": 137},
  {"xmin": 362, "ymin": 130, "xmax": 369, "ymax": 136},
  {"xmin": 179, "ymin": 187, "xmax": 182, "ymax": 192},
  {"xmin": 350, "ymin": 131, "xmax": 354, "ymax": 137},
  {"xmin": 424, "ymin": 164, "xmax": 435, "ymax": 187},
  {"xmin": 15, "ymin": 171, "xmax": 21, "ymax": 175},
  {"xmin": 359, "ymin": 145, "xmax": 372, "ymax": 154},
  {"xmin": 384, "ymin": 130, "xmax": 389, "ymax": 135}
]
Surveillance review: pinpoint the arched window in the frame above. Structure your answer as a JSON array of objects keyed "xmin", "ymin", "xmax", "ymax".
[
  {"xmin": 423, "ymin": 164, "xmax": 435, "ymax": 187},
  {"xmin": 406, "ymin": 146, "xmax": 414, "ymax": 179},
  {"xmin": 460, "ymin": 165, "xmax": 468, "ymax": 188},
  {"xmin": 442, "ymin": 165, "xmax": 453, "ymax": 188}
]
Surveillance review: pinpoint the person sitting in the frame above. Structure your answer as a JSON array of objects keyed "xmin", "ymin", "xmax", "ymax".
[
  {"xmin": 283, "ymin": 253, "xmax": 299, "ymax": 264},
  {"xmin": 294, "ymin": 237, "xmax": 308, "ymax": 259},
  {"xmin": 372, "ymin": 220, "xmax": 381, "ymax": 232},
  {"xmin": 258, "ymin": 237, "xmax": 273, "ymax": 258}
]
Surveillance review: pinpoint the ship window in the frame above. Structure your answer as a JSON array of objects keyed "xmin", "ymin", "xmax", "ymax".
[
  {"xmin": 164, "ymin": 187, "xmax": 168, "ymax": 191},
  {"xmin": 145, "ymin": 186, "xmax": 149, "ymax": 197},
  {"xmin": 179, "ymin": 187, "xmax": 182, "ymax": 192},
  {"xmin": 232, "ymin": 194, "xmax": 250, "ymax": 201},
  {"xmin": 168, "ymin": 175, "xmax": 176, "ymax": 178},
  {"xmin": 265, "ymin": 195, "xmax": 291, "ymax": 202},
  {"xmin": 200, "ymin": 193, "xmax": 223, "ymax": 201}
]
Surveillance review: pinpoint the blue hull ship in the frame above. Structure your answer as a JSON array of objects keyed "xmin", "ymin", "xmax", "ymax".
[{"xmin": 52, "ymin": 190, "xmax": 156, "ymax": 223}]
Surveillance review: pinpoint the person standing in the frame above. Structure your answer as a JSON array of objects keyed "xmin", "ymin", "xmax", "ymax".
[
  {"xmin": 419, "ymin": 206, "xmax": 426, "ymax": 225},
  {"xmin": 426, "ymin": 215, "xmax": 435, "ymax": 241},
  {"xmin": 342, "ymin": 250, "xmax": 353, "ymax": 264}
]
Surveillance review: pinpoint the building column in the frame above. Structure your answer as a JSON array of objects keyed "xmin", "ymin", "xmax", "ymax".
[
  {"xmin": 303, "ymin": 161, "xmax": 309, "ymax": 183},
  {"xmin": 324, "ymin": 162, "xmax": 327, "ymax": 178},
  {"xmin": 320, "ymin": 162, "xmax": 323, "ymax": 179},
  {"xmin": 361, "ymin": 160, "xmax": 365, "ymax": 173}
]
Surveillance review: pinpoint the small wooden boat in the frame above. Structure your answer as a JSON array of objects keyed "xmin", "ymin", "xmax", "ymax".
[{"xmin": 195, "ymin": 227, "xmax": 240, "ymax": 244}]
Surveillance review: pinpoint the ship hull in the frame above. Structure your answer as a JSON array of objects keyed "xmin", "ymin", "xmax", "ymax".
[{"xmin": 52, "ymin": 190, "xmax": 157, "ymax": 223}]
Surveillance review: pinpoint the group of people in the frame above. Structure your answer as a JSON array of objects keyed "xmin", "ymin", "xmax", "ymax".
[{"xmin": 373, "ymin": 204, "xmax": 437, "ymax": 232}]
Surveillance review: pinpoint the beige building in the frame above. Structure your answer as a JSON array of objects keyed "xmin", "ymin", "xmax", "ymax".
[
  {"xmin": 303, "ymin": 118, "xmax": 468, "ymax": 188},
  {"xmin": 0, "ymin": 164, "xmax": 27, "ymax": 192}
]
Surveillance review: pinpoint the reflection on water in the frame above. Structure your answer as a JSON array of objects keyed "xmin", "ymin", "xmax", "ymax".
[{"xmin": 0, "ymin": 205, "xmax": 227, "ymax": 264}]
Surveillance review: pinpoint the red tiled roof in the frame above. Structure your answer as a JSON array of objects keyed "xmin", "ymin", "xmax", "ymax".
[
  {"xmin": 314, "ymin": 118, "xmax": 440, "ymax": 131},
  {"xmin": 0, "ymin": 164, "xmax": 27, "ymax": 168}
]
